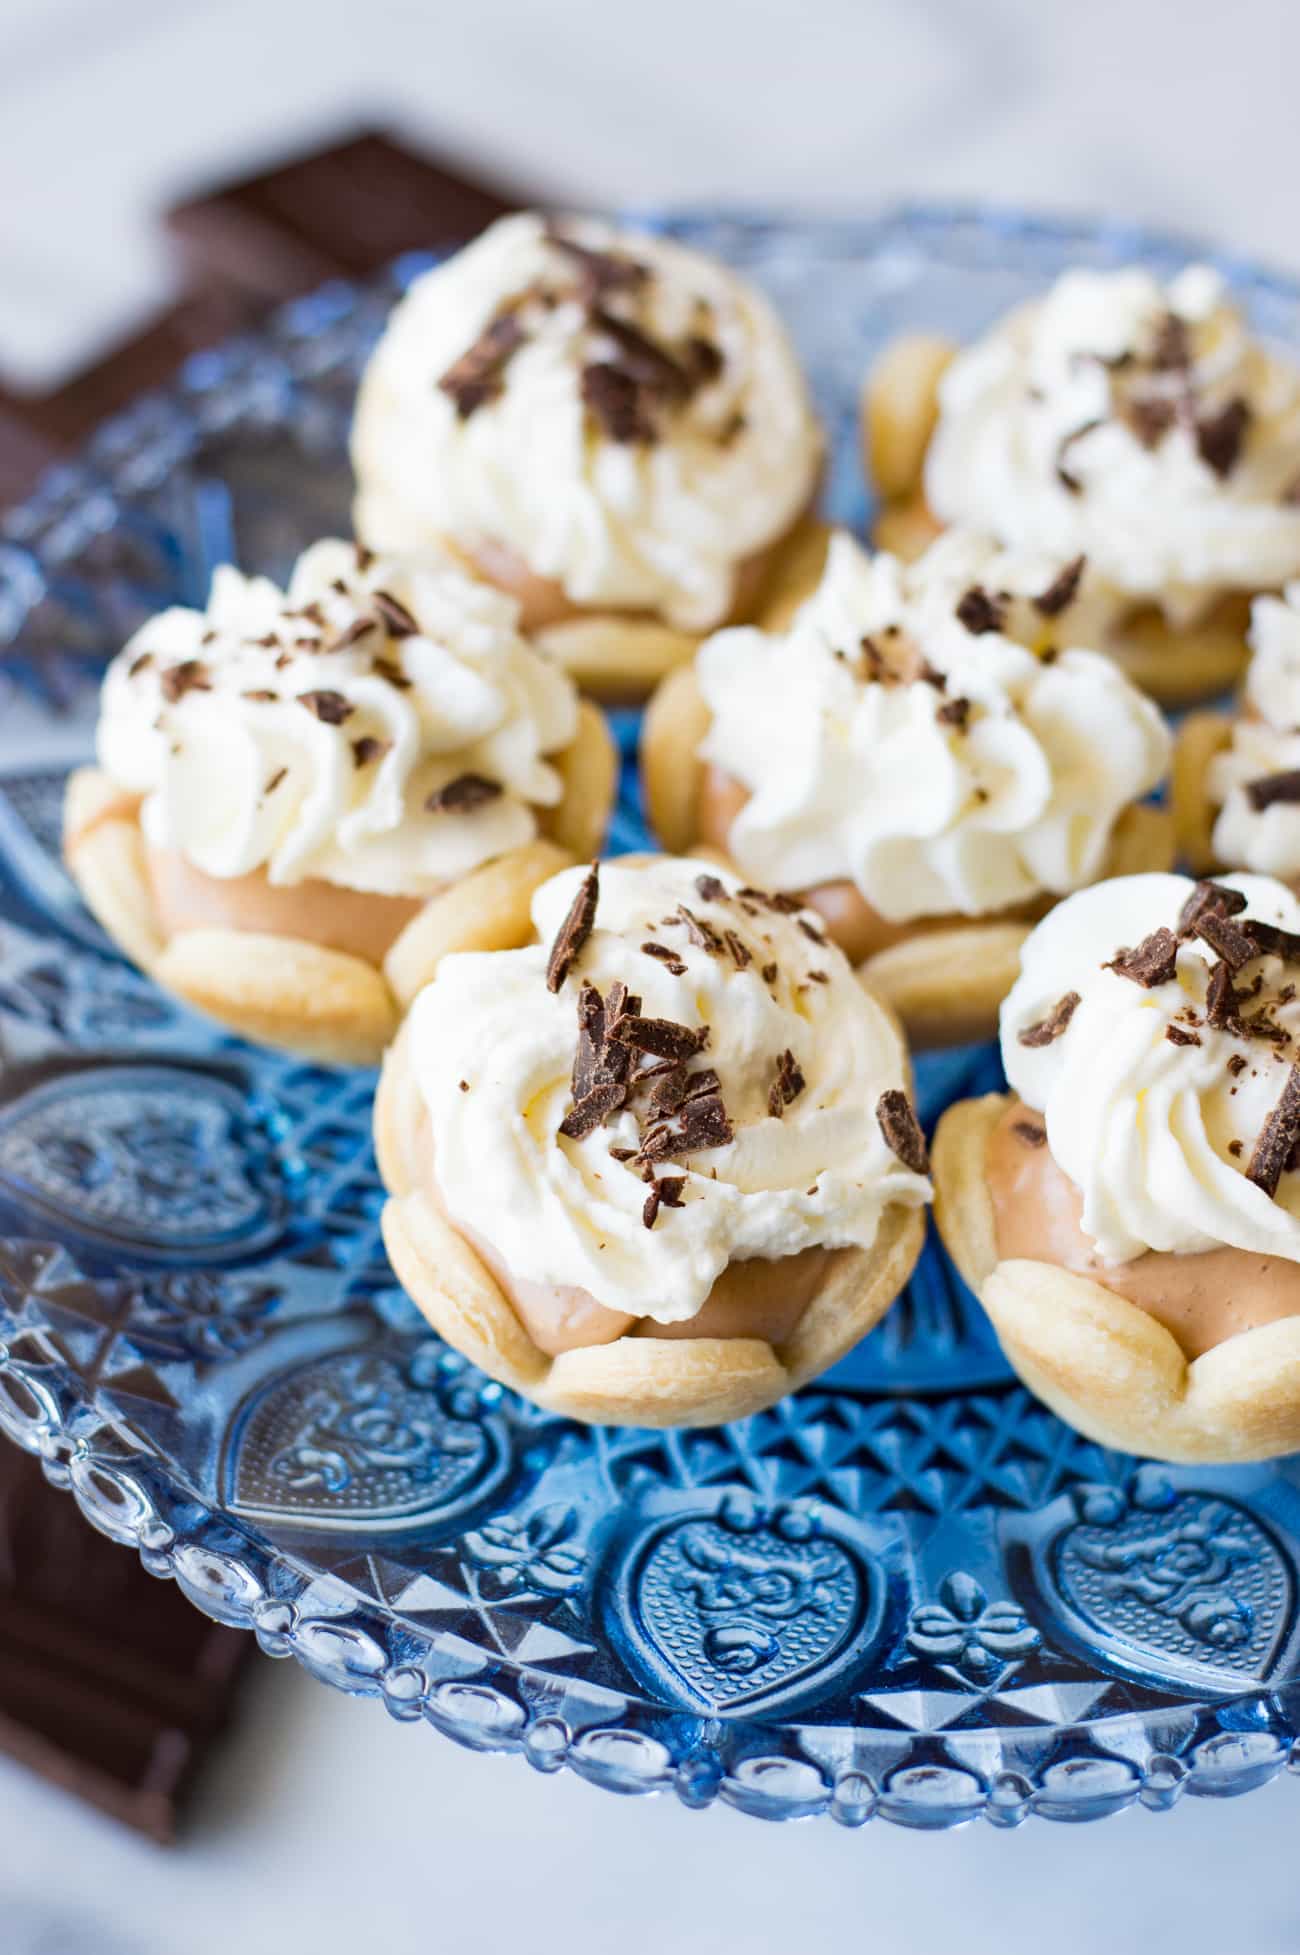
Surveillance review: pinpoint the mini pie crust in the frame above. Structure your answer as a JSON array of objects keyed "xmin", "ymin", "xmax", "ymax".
[
  {"xmin": 861, "ymin": 332, "xmax": 1253, "ymax": 707},
  {"xmin": 640, "ymin": 662, "xmax": 1175, "ymax": 1048},
  {"xmin": 63, "ymin": 700, "xmax": 616, "ymax": 1065},
  {"xmin": 521, "ymin": 514, "xmax": 834, "ymax": 705},
  {"xmin": 933, "ymin": 1091, "xmax": 1300, "ymax": 1463},
  {"xmin": 374, "ymin": 1015, "xmax": 925, "ymax": 1429}
]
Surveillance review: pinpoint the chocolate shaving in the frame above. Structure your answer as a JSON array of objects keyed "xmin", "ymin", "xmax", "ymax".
[
  {"xmin": 723, "ymin": 929, "xmax": 752, "ymax": 968},
  {"xmin": 684, "ymin": 335, "xmax": 724, "ymax": 385},
  {"xmin": 674, "ymin": 904, "xmax": 723, "ymax": 952},
  {"xmin": 615, "ymin": 1015, "xmax": 708, "ymax": 1061},
  {"xmin": 373, "ymin": 590, "xmax": 420, "ymax": 639},
  {"xmin": 1018, "ymin": 991, "xmax": 1081, "ymax": 1046},
  {"xmin": 1104, "ymin": 927, "xmax": 1179, "ymax": 988},
  {"xmin": 1195, "ymin": 910, "xmax": 1255, "ymax": 972},
  {"xmin": 641, "ymin": 941, "xmax": 687, "ymax": 975},
  {"xmin": 331, "ymin": 614, "xmax": 377, "ymax": 652},
  {"xmin": 1244, "ymin": 769, "xmax": 1300, "ymax": 813},
  {"xmin": 1013, "ymin": 1118, "xmax": 1046, "ymax": 1147},
  {"xmin": 241, "ymin": 688, "xmax": 278, "ymax": 702},
  {"xmin": 371, "ymin": 655, "xmax": 412, "ymax": 689},
  {"xmin": 955, "ymin": 586, "xmax": 1005, "ymax": 636},
  {"xmin": 1196, "ymin": 396, "xmax": 1252, "ymax": 478},
  {"xmin": 581, "ymin": 362, "xmax": 656, "ymax": 443},
  {"xmin": 761, "ymin": 962, "xmax": 778, "ymax": 985},
  {"xmin": 570, "ymin": 980, "xmax": 633, "ymax": 1103},
  {"xmin": 546, "ymin": 863, "xmax": 600, "ymax": 993},
  {"xmin": 642, "ymin": 1182, "xmax": 664, "ymax": 1230},
  {"xmin": 1246, "ymin": 1061, "xmax": 1300, "ymax": 1195},
  {"xmin": 1127, "ymin": 393, "xmax": 1179, "ymax": 449},
  {"xmin": 425, "ymin": 772, "xmax": 501, "ymax": 814},
  {"xmin": 1032, "ymin": 554, "xmax": 1086, "ymax": 617},
  {"xmin": 796, "ymin": 918, "xmax": 826, "ymax": 946},
  {"xmin": 767, "ymin": 1049, "xmax": 805, "ymax": 1119},
  {"xmin": 936, "ymin": 696, "xmax": 971, "ymax": 731},
  {"xmin": 667, "ymin": 1092, "xmax": 733, "ymax": 1153},
  {"xmin": 1166, "ymin": 1024, "xmax": 1202, "ymax": 1047},
  {"xmin": 1243, "ymin": 1007, "xmax": 1292, "ymax": 1048},
  {"xmin": 1242, "ymin": 919, "xmax": 1300, "ymax": 962},
  {"xmin": 646, "ymin": 1064, "xmax": 690, "ymax": 1116},
  {"xmin": 1206, "ymin": 961, "xmax": 1243, "ymax": 1031},
  {"xmin": 1055, "ymin": 420, "xmax": 1102, "ymax": 494},
  {"xmin": 559, "ymin": 1081, "xmax": 627, "ymax": 1140},
  {"xmin": 589, "ymin": 308, "xmax": 692, "ymax": 402},
  {"xmin": 545, "ymin": 229, "xmax": 649, "ymax": 301},
  {"xmin": 859, "ymin": 636, "xmax": 899, "ymax": 683},
  {"xmin": 351, "ymin": 736, "xmax": 391, "ymax": 768},
  {"xmin": 297, "ymin": 689, "xmax": 355, "ymax": 725},
  {"xmin": 1151, "ymin": 311, "xmax": 1192, "ymax": 371},
  {"xmin": 264, "ymin": 766, "xmax": 287, "ymax": 795},
  {"xmin": 694, "ymin": 874, "xmax": 727, "ymax": 903},
  {"xmin": 875, "ymin": 1089, "xmax": 929, "ymax": 1174},
  {"xmin": 438, "ymin": 308, "xmax": 526, "ymax": 419},
  {"xmin": 1228, "ymin": 1052, "xmax": 1249, "ymax": 1076},
  {"xmin": 159, "ymin": 659, "xmax": 211, "ymax": 703},
  {"xmin": 737, "ymin": 886, "xmax": 802, "ymax": 914},
  {"xmin": 1178, "ymin": 879, "xmax": 1248, "ymax": 937}
]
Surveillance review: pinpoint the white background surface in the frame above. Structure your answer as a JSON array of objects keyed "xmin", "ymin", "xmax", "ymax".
[{"xmin": 3, "ymin": 1, "xmax": 1300, "ymax": 1949}]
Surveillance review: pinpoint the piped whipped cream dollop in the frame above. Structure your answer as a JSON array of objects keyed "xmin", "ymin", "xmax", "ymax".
[
  {"xmin": 351, "ymin": 212, "xmax": 821, "ymax": 632},
  {"xmin": 1002, "ymin": 871, "xmax": 1300, "ymax": 1265},
  {"xmin": 96, "ymin": 539, "xmax": 578, "ymax": 896},
  {"xmin": 926, "ymin": 265, "xmax": 1300, "ymax": 624},
  {"xmin": 408, "ymin": 855, "xmax": 930, "ymax": 1322},
  {"xmin": 695, "ymin": 530, "xmax": 1170, "ymax": 923},
  {"xmin": 1209, "ymin": 585, "xmax": 1300, "ymax": 874}
]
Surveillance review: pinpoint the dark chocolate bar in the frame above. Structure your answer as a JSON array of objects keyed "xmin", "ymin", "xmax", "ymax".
[
  {"xmin": 167, "ymin": 129, "xmax": 524, "ymax": 302},
  {"xmin": 0, "ymin": 1449, "xmax": 249, "ymax": 1841}
]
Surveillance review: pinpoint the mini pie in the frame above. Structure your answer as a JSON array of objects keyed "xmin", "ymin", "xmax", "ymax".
[
  {"xmin": 935, "ymin": 870, "xmax": 1300, "ymax": 1462},
  {"xmin": 351, "ymin": 211, "xmax": 827, "ymax": 701},
  {"xmin": 863, "ymin": 264, "xmax": 1300, "ymax": 705},
  {"xmin": 1174, "ymin": 582, "xmax": 1300, "ymax": 877},
  {"xmin": 64, "ymin": 539, "xmax": 617, "ymax": 1064},
  {"xmin": 375, "ymin": 853, "xmax": 930, "ymax": 1427},
  {"xmin": 641, "ymin": 527, "xmax": 1173, "ymax": 1048}
]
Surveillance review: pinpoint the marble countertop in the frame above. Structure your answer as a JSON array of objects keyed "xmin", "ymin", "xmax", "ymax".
[{"xmin": 3, "ymin": 0, "xmax": 1300, "ymax": 1947}]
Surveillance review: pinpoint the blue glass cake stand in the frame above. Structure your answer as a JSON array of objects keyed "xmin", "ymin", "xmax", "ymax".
[{"xmin": 2, "ymin": 206, "xmax": 1299, "ymax": 1831}]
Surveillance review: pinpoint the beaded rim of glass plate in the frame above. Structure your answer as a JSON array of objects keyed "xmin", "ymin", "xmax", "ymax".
[{"xmin": 3, "ymin": 203, "xmax": 1300, "ymax": 1832}]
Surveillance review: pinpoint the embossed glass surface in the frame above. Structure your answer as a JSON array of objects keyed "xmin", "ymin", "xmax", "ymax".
[{"xmin": 3, "ymin": 207, "xmax": 1300, "ymax": 1831}]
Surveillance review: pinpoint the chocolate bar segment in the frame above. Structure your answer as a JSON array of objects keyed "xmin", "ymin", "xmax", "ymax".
[
  {"xmin": 0, "ymin": 1449, "xmax": 249, "ymax": 1840},
  {"xmin": 167, "ymin": 131, "xmax": 525, "ymax": 303}
]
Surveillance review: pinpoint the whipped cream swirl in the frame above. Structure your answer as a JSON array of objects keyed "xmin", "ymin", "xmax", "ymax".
[
  {"xmin": 97, "ymin": 539, "xmax": 578, "ymax": 896},
  {"xmin": 1210, "ymin": 585, "xmax": 1300, "ymax": 875},
  {"xmin": 927, "ymin": 265, "xmax": 1300, "ymax": 624},
  {"xmin": 408, "ymin": 856, "xmax": 930, "ymax": 1321},
  {"xmin": 1003, "ymin": 871, "xmax": 1300, "ymax": 1265},
  {"xmin": 351, "ymin": 212, "xmax": 821, "ymax": 632},
  {"xmin": 695, "ymin": 531, "xmax": 1170, "ymax": 923}
]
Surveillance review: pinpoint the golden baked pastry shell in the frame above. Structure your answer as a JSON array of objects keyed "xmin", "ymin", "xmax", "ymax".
[
  {"xmin": 640, "ymin": 663, "xmax": 1174, "ymax": 1047},
  {"xmin": 62, "ymin": 700, "xmax": 615, "ymax": 1064},
  {"xmin": 933, "ymin": 1091, "xmax": 1300, "ymax": 1463},
  {"xmin": 374, "ymin": 1018, "xmax": 924, "ymax": 1428}
]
